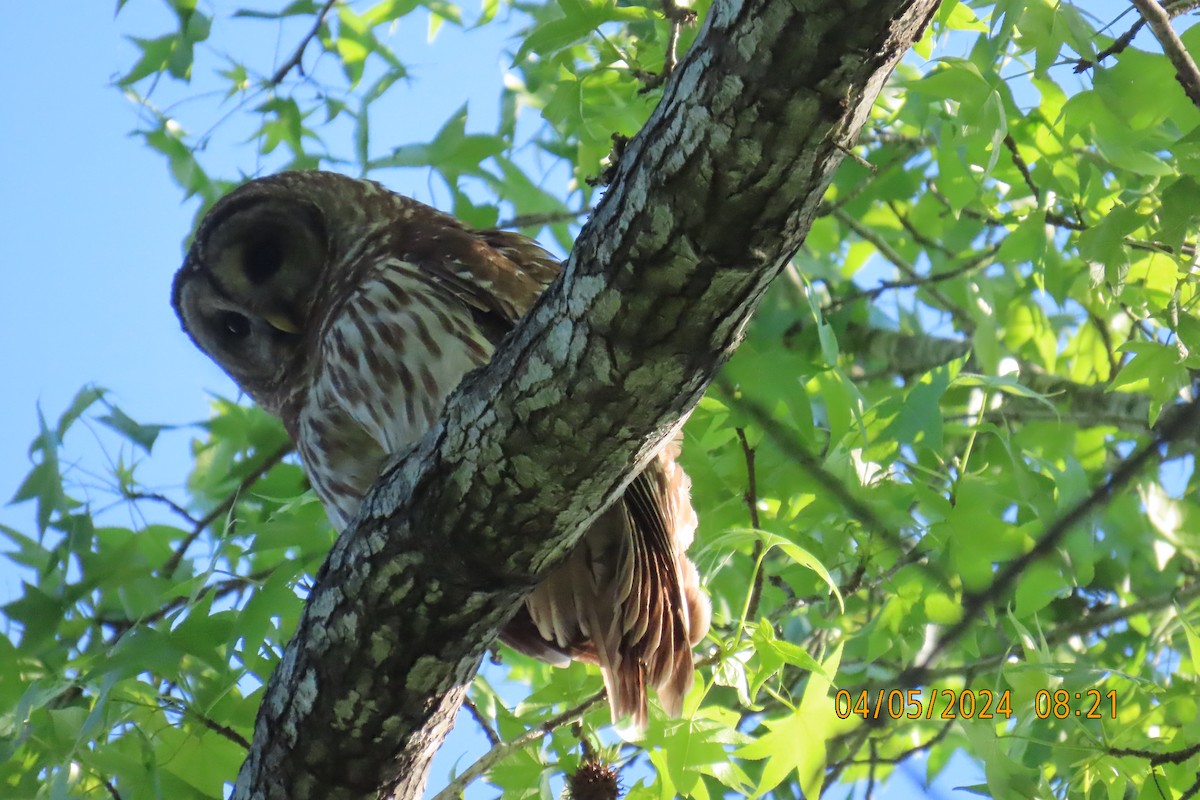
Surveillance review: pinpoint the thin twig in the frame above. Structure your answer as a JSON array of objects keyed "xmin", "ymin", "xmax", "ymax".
[
  {"xmin": 886, "ymin": 199, "xmax": 957, "ymax": 258},
  {"xmin": 660, "ymin": 14, "xmax": 683, "ymax": 79},
  {"xmin": 270, "ymin": 0, "xmax": 339, "ymax": 85},
  {"xmin": 586, "ymin": 133, "xmax": 629, "ymax": 188},
  {"xmin": 816, "ymin": 140, "xmax": 929, "ymax": 217},
  {"xmin": 927, "ymin": 184, "xmax": 1198, "ymax": 260},
  {"xmin": 822, "ymin": 246, "xmax": 997, "ymax": 314},
  {"xmin": 122, "ymin": 490, "xmax": 199, "ymax": 527},
  {"xmin": 715, "ymin": 380, "xmax": 918, "ymax": 569},
  {"xmin": 861, "ymin": 579, "xmax": 1200, "ymax": 683},
  {"xmin": 834, "ymin": 141, "xmax": 876, "ymax": 170},
  {"xmin": 901, "ymin": 394, "xmax": 1200, "ymax": 679},
  {"xmin": 1167, "ymin": 0, "xmax": 1200, "ymax": 16},
  {"xmin": 822, "ymin": 692, "xmax": 960, "ymax": 791},
  {"xmin": 160, "ymin": 443, "xmax": 293, "ymax": 577},
  {"xmin": 159, "ymin": 696, "xmax": 253, "ymax": 748},
  {"xmin": 777, "ymin": 558, "xmax": 902, "ymax": 622},
  {"xmin": 187, "ymin": 706, "xmax": 252, "ymax": 749},
  {"xmin": 463, "ymin": 697, "xmax": 501, "ymax": 747},
  {"xmin": 1087, "ymin": 310, "xmax": 1121, "ymax": 377},
  {"xmin": 100, "ymin": 569, "xmax": 274, "ymax": 632},
  {"xmin": 1003, "ymin": 134, "xmax": 1040, "ymax": 201},
  {"xmin": 101, "ymin": 777, "xmax": 122, "ymax": 800},
  {"xmin": 734, "ymin": 428, "xmax": 766, "ymax": 620},
  {"xmin": 1128, "ymin": 0, "xmax": 1200, "ymax": 108},
  {"xmin": 495, "ymin": 208, "xmax": 590, "ymax": 230},
  {"xmin": 636, "ymin": 0, "xmax": 697, "ymax": 92},
  {"xmin": 1111, "ymin": 740, "xmax": 1200, "ymax": 766},
  {"xmin": 662, "ymin": 0, "xmax": 698, "ymax": 24},
  {"xmin": 430, "ymin": 691, "xmax": 606, "ymax": 800},
  {"xmin": 831, "ymin": 207, "xmax": 975, "ymax": 332},
  {"xmin": 822, "ymin": 725, "xmax": 872, "ymax": 788},
  {"xmin": 1074, "ymin": 18, "xmax": 1146, "ymax": 72}
]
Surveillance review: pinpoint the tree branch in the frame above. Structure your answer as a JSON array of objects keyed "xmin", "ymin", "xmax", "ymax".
[
  {"xmin": 160, "ymin": 442, "xmax": 292, "ymax": 577},
  {"xmin": 430, "ymin": 692, "xmax": 606, "ymax": 800},
  {"xmin": 926, "ymin": 184, "xmax": 1198, "ymax": 260},
  {"xmin": 830, "ymin": 206, "xmax": 975, "ymax": 332},
  {"xmin": 820, "ymin": 244, "xmax": 997, "ymax": 314},
  {"xmin": 1129, "ymin": 0, "xmax": 1200, "ymax": 109},
  {"xmin": 715, "ymin": 378, "xmax": 905, "ymax": 551},
  {"xmin": 101, "ymin": 571, "xmax": 268, "ymax": 632},
  {"xmin": 806, "ymin": 323, "xmax": 1200, "ymax": 448},
  {"xmin": 121, "ymin": 489, "xmax": 198, "ymax": 526},
  {"xmin": 270, "ymin": 0, "xmax": 339, "ymax": 85},
  {"xmin": 495, "ymin": 208, "xmax": 590, "ymax": 230},
  {"xmin": 461, "ymin": 697, "xmax": 500, "ymax": 748},
  {"xmin": 230, "ymin": 1, "xmax": 941, "ymax": 798},
  {"xmin": 1074, "ymin": 17, "xmax": 1145, "ymax": 73},
  {"xmin": 900, "ymin": 577, "xmax": 1200, "ymax": 683},
  {"xmin": 902, "ymin": 393, "xmax": 1200, "ymax": 678},
  {"xmin": 735, "ymin": 427, "xmax": 766, "ymax": 621}
]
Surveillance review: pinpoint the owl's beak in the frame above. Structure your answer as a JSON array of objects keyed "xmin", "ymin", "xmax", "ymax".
[{"xmin": 264, "ymin": 312, "xmax": 301, "ymax": 334}]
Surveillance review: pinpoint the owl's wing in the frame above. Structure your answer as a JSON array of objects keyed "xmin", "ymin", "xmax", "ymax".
[
  {"xmin": 513, "ymin": 434, "xmax": 711, "ymax": 727},
  {"xmin": 399, "ymin": 224, "xmax": 562, "ymax": 333}
]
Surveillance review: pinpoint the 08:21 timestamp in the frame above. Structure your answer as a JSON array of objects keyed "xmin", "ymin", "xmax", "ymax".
[{"xmin": 1034, "ymin": 689, "xmax": 1118, "ymax": 719}]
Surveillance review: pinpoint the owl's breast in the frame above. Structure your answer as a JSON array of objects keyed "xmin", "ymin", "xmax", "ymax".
[{"xmin": 293, "ymin": 260, "xmax": 496, "ymax": 531}]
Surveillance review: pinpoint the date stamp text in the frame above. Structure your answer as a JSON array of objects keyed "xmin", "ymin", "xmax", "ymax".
[{"xmin": 834, "ymin": 688, "xmax": 1118, "ymax": 720}]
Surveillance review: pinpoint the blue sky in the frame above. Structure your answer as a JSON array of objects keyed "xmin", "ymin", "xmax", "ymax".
[{"xmin": 0, "ymin": 2, "xmax": 218, "ymax": 530}]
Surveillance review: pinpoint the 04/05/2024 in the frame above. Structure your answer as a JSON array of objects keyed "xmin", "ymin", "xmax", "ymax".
[{"xmin": 833, "ymin": 688, "xmax": 1119, "ymax": 721}]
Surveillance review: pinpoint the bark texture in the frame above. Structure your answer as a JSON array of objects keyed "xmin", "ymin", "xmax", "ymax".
[{"xmin": 232, "ymin": 0, "xmax": 941, "ymax": 797}]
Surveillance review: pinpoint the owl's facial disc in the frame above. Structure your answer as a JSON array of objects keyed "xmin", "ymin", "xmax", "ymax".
[
  {"xmin": 173, "ymin": 195, "xmax": 329, "ymax": 410},
  {"xmin": 173, "ymin": 275, "xmax": 304, "ymax": 410},
  {"xmin": 203, "ymin": 197, "xmax": 328, "ymax": 333}
]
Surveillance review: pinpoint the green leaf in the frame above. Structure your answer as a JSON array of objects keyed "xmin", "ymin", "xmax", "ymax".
[
  {"xmin": 2, "ymin": 584, "xmax": 67, "ymax": 650},
  {"xmin": 1110, "ymin": 342, "xmax": 1189, "ymax": 418},
  {"xmin": 98, "ymin": 406, "xmax": 169, "ymax": 454},
  {"xmin": 0, "ymin": 524, "xmax": 53, "ymax": 572},
  {"xmin": 234, "ymin": 2, "xmax": 320, "ymax": 19},
  {"xmin": 119, "ymin": 35, "xmax": 178, "ymax": 85},
  {"xmin": 1157, "ymin": 177, "xmax": 1200, "ymax": 257},
  {"xmin": 736, "ymin": 643, "xmax": 843, "ymax": 797},
  {"xmin": 1014, "ymin": 561, "xmax": 1069, "ymax": 617},
  {"xmin": 55, "ymin": 386, "xmax": 106, "ymax": 440},
  {"xmin": 141, "ymin": 120, "xmax": 213, "ymax": 199},
  {"xmin": 476, "ymin": 0, "xmax": 499, "ymax": 27},
  {"xmin": 703, "ymin": 529, "xmax": 843, "ymax": 612},
  {"xmin": 712, "ymin": 654, "xmax": 753, "ymax": 709},
  {"xmin": 953, "ymin": 372, "xmax": 1057, "ymax": 413},
  {"xmin": 882, "ymin": 358, "xmax": 957, "ymax": 450},
  {"xmin": 751, "ymin": 623, "xmax": 826, "ymax": 677},
  {"xmin": 1182, "ymin": 614, "xmax": 1200, "ymax": 672}
]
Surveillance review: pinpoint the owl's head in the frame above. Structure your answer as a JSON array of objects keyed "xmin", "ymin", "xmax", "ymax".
[{"xmin": 172, "ymin": 172, "xmax": 355, "ymax": 412}]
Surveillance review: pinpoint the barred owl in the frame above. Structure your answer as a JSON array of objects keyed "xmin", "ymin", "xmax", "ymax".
[{"xmin": 171, "ymin": 170, "xmax": 709, "ymax": 726}]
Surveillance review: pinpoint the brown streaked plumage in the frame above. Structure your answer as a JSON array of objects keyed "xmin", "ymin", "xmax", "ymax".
[{"xmin": 171, "ymin": 170, "xmax": 710, "ymax": 726}]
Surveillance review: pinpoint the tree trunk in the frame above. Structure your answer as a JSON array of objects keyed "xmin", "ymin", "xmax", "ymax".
[{"xmin": 232, "ymin": 0, "xmax": 941, "ymax": 797}]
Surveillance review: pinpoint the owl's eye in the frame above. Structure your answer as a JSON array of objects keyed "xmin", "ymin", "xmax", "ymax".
[
  {"xmin": 219, "ymin": 311, "xmax": 252, "ymax": 341},
  {"xmin": 243, "ymin": 233, "xmax": 285, "ymax": 285}
]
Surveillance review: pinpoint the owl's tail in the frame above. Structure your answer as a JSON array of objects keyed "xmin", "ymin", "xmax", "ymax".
[{"xmin": 502, "ymin": 437, "xmax": 710, "ymax": 729}]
